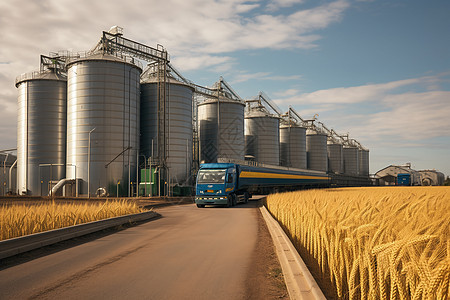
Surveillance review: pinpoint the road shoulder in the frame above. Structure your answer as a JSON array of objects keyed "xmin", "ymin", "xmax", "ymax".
[{"xmin": 245, "ymin": 201, "xmax": 289, "ymax": 299}]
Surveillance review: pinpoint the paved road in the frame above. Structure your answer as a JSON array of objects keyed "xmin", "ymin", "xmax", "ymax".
[{"xmin": 0, "ymin": 201, "xmax": 261, "ymax": 299}]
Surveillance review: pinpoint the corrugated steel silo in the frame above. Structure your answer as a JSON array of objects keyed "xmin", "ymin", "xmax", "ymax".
[
  {"xmin": 245, "ymin": 109, "xmax": 280, "ymax": 165},
  {"xmin": 66, "ymin": 54, "xmax": 141, "ymax": 197},
  {"xmin": 327, "ymin": 142, "xmax": 344, "ymax": 174},
  {"xmin": 15, "ymin": 71, "xmax": 67, "ymax": 195},
  {"xmin": 280, "ymin": 125, "xmax": 306, "ymax": 169},
  {"xmin": 358, "ymin": 149, "xmax": 369, "ymax": 176},
  {"xmin": 343, "ymin": 146, "xmax": 360, "ymax": 175},
  {"xmin": 306, "ymin": 129, "xmax": 328, "ymax": 172},
  {"xmin": 140, "ymin": 76, "xmax": 194, "ymax": 184},
  {"xmin": 198, "ymin": 97, "xmax": 245, "ymax": 163}
]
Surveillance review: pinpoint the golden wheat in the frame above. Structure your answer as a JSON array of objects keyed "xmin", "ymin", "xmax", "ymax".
[
  {"xmin": 266, "ymin": 186, "xmax": 450, "ymax": 300},
  {"xmin": 0, "ymin": 200, "xmax": 144, "ymax": 241}
]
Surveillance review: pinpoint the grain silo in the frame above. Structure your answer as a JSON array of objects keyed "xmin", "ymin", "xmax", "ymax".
[
  {"xmin": 198, "ymin": 96, "xmax": 245, "ymax": 163},
  {"xmin": 280, "ymin": 125, "xmax": 307, "ymax": 169},
  {"xmin": 66, "ymin": 54, "xmax": 141, "ymax": 197},
  {"xmin": 327, "ymin": 142, "xmax": 344, "ymax": 174},
  {"xmin": 15, "ymin": 70, "xmax": 67, "ymax": 195},
  {"xmin": 245, "ymin": 107, "xmax": 280, "ymax": 165},
  {"xmin": 358, "ymin": 149, "xmax": 369, "ymax": 176},
  {"xmin": 140, "ymin": 73, "xmax": 194, "ymax": 185},
  {"xmin": 343, "ymin": 146, "xmax": 360, "ymax": 176},
  {"xmin": 306, "ymin": 129, "xmax": 328, "ymax": 172}
]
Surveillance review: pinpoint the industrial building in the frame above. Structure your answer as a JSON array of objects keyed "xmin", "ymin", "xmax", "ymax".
[
  {"xmin": 419, "ymin": 170, "xmax": 445, "ymax": 186},
  {"xmin": 13, "ymin": 27, "xmax": 372, "ymax": 197},
  {"xmin": 374, "ymin": 163, "xmax": 444, "ymax": 186}
]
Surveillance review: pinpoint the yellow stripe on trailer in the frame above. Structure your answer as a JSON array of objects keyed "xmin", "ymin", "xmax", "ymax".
[{"xmin": 240, "ymin": 171, "xmax": 328, "ymax": 180}]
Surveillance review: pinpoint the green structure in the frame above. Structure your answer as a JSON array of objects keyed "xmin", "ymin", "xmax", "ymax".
[{"xmin": 139, "ymin": 168, "xmax": 157, "ymax": 196}]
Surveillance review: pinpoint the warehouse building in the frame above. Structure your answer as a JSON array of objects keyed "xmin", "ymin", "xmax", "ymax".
[{"xmin": 375, "ymin": 163, "xmax": 444, "ymax": 186}]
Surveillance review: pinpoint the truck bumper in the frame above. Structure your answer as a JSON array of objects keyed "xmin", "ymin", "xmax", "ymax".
[{"xmin": 195, "ymin": 196, "xmax": 228, "ymax": 205}]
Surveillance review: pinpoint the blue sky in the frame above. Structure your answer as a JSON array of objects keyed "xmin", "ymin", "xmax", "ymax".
[{"xmin": 0, "ymin": 0, "xmax": 449, "ymax": 176}]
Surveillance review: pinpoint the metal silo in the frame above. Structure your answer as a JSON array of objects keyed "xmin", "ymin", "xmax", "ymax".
[
  {"xmin": 306, "ymin": 129, "xmax": 328, "ymax": 172},
  {"xmin": 358, "ymin": 149, "xmax": 369, "ymax": 176},
  {"xmin": 198, "ymin": 97, "xmax": 245, "ymax": 163},
  {"xmin": 327, "ymin": 142, "xmax": 344, "ymax": 174},
  {"xmin": 66, "ymin": 54, "xmax": 141, "ymax": 197},
  {"xmin": 343, "ymin": 146, "xmax": 360, "ymax": 176},
  {"xmin": 140, "ymin": 76, "xmax": 194, "ymax": 184},
  {"xmin": 280, "ymin": 125, "xmax": 307, "ymax": 169},
  {"xmin": 15, "ymin": 70, "xmax": 67, "ymax": 195},
  {"xmin": 245, "ymin": 108, "xmax": 280, "ymax": 165}
]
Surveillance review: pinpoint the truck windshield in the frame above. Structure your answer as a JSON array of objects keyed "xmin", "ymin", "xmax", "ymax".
[{"xmin": 197, "ymin": 169, "xmax": 227, "ymax": 184}]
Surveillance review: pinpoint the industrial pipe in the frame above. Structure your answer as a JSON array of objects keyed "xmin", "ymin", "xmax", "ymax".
[{"xmin": 8, "ymin": 159, "xmax": 17, "ymax": 194}]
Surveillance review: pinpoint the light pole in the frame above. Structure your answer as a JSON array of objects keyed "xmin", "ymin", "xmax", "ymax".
[{"xmin": 88, "ymin": 127, "xmax": 96, "ymax": 198}]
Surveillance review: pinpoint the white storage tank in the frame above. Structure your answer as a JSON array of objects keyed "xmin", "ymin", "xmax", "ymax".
[
  {"xmin": 280, "ymin": 125, "xmax": 306, "ymax": 169},
  {"xmin": 66, "ymin": 54, "xmax": 141, "ymax": 197},
  {"xmin": 344, "ymin": 146, "xmax": 360, "ymax": 176},
  {"xmin": 245, "ymin": 108, "xmax": 280, "ymax": 165},
  {"xmin": 358, "ymin": 149, "xmax": 369, "ymax": 176},
  {"xmin": 306, "ymin": 129, "xmax": 328, "ymax": 172},
  {"xmin": 15, "ymin": 70, "xmax": 67, "ymax": 195},
  {"xmin": 327, "ymin": 142, "xmax": 344, "ymax": 174},
  {"xmin": 198, "ymin": 97, "xmax": 245, "ymax": 163},
  {"xmin": 140, "ymin": 76, "xmax": 194, "ymax": 184}
]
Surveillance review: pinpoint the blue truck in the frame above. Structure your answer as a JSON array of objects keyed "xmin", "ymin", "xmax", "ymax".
[{"xmin": 195, "ymin": 163, "xmax": 330, "ymax": 208}]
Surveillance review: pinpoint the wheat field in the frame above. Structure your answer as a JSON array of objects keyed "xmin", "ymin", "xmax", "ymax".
[
  {"xmin": 0, "ymin": 200, "xmax": 144, "ymax": 241},
  {"xmin": 266, "ymin": 187, "xmax": 450, "ymax": 300}
]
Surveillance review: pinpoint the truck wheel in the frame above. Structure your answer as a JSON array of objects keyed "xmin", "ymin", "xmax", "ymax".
[
  {"xmin": 197, "ymin": 204, "xmax": 205, "ymax": 208},
  {"xmin": 232, "ymin": 194, "xmax": 237, "ymax": 206},
  {"xmin": 226, "ymin": 195, "xmax": 232, "ymax": 208}
]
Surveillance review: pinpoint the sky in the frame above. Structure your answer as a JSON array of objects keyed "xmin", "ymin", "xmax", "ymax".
[{"xmin": 0, "ymin": 0, "xmax": 449, "ymax": 176}]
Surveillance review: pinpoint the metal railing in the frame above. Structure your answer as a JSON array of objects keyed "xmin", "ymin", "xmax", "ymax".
[
  {"xmin": 15, "ymin": 70, "xmax": 67, "ymax": 86},
  {"xmin": 65, "ymin": 50, "xmax": 143, "ymax": 70}
]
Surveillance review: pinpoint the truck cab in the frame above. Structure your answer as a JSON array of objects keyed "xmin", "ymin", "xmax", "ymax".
[{"xmin": 195, "ymin": 163, "xmax": 247, "ymax": 208}]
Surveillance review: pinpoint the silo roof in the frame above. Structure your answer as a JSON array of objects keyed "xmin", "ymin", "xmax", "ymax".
[
  {"xmin": 245, "ymin": 107, "xmax": 279, "ymax": 119},
  {"xmin": 15, "ymin": 70, "xmax": 67, "ymax": 87},
  {"xmin": 140, "ymin": 75, "xmax": 195, "ymax": 91},
  {"xmin": 66, "ymin": 53, "xmax": 142, "ymax": 70}
]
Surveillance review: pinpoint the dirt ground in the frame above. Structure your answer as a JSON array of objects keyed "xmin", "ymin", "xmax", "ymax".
[{"xmin": 245, "ymin": 203, "xmax": 289, "ymax": 299}]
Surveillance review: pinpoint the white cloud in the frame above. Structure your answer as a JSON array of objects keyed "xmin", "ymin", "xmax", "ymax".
[
  {"xmin": 0, "ymin": 0, "xmax": 351, "ymax": 76},
  {"xmin": 171, "ymin": 55, "xmax": 234, "ymax": 72},
  {"xmin": 267, "ymin": 74, "xmax": 302, "ymax": 81},
  {"xmin": 0, "ymin": 0, "xmax": 349, "ymax": 147},
  {"xmin": 230, "ymin": 72, "xmax": 302, "ymax": 84},
  {"xmin": 365, "ymin": 91, "xmax": 450, "ymax": 141},
  {"xmin": 231, "ymin": 72, "xmax": 272, "ymax": 84},
  {"xmin": 274, "ymin": 88, "xmax": 301, "ymax": 97},
  {"xmin": 278, "ymin": 77, "xmax": 422, "ymax": 105},
  {"xmin": 272, "ymin": 75, "xmax": 450, "ymax": 152},
  {"xmin": 266, "ymin": 0, "xmax": 305, "ymax": 12}
]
